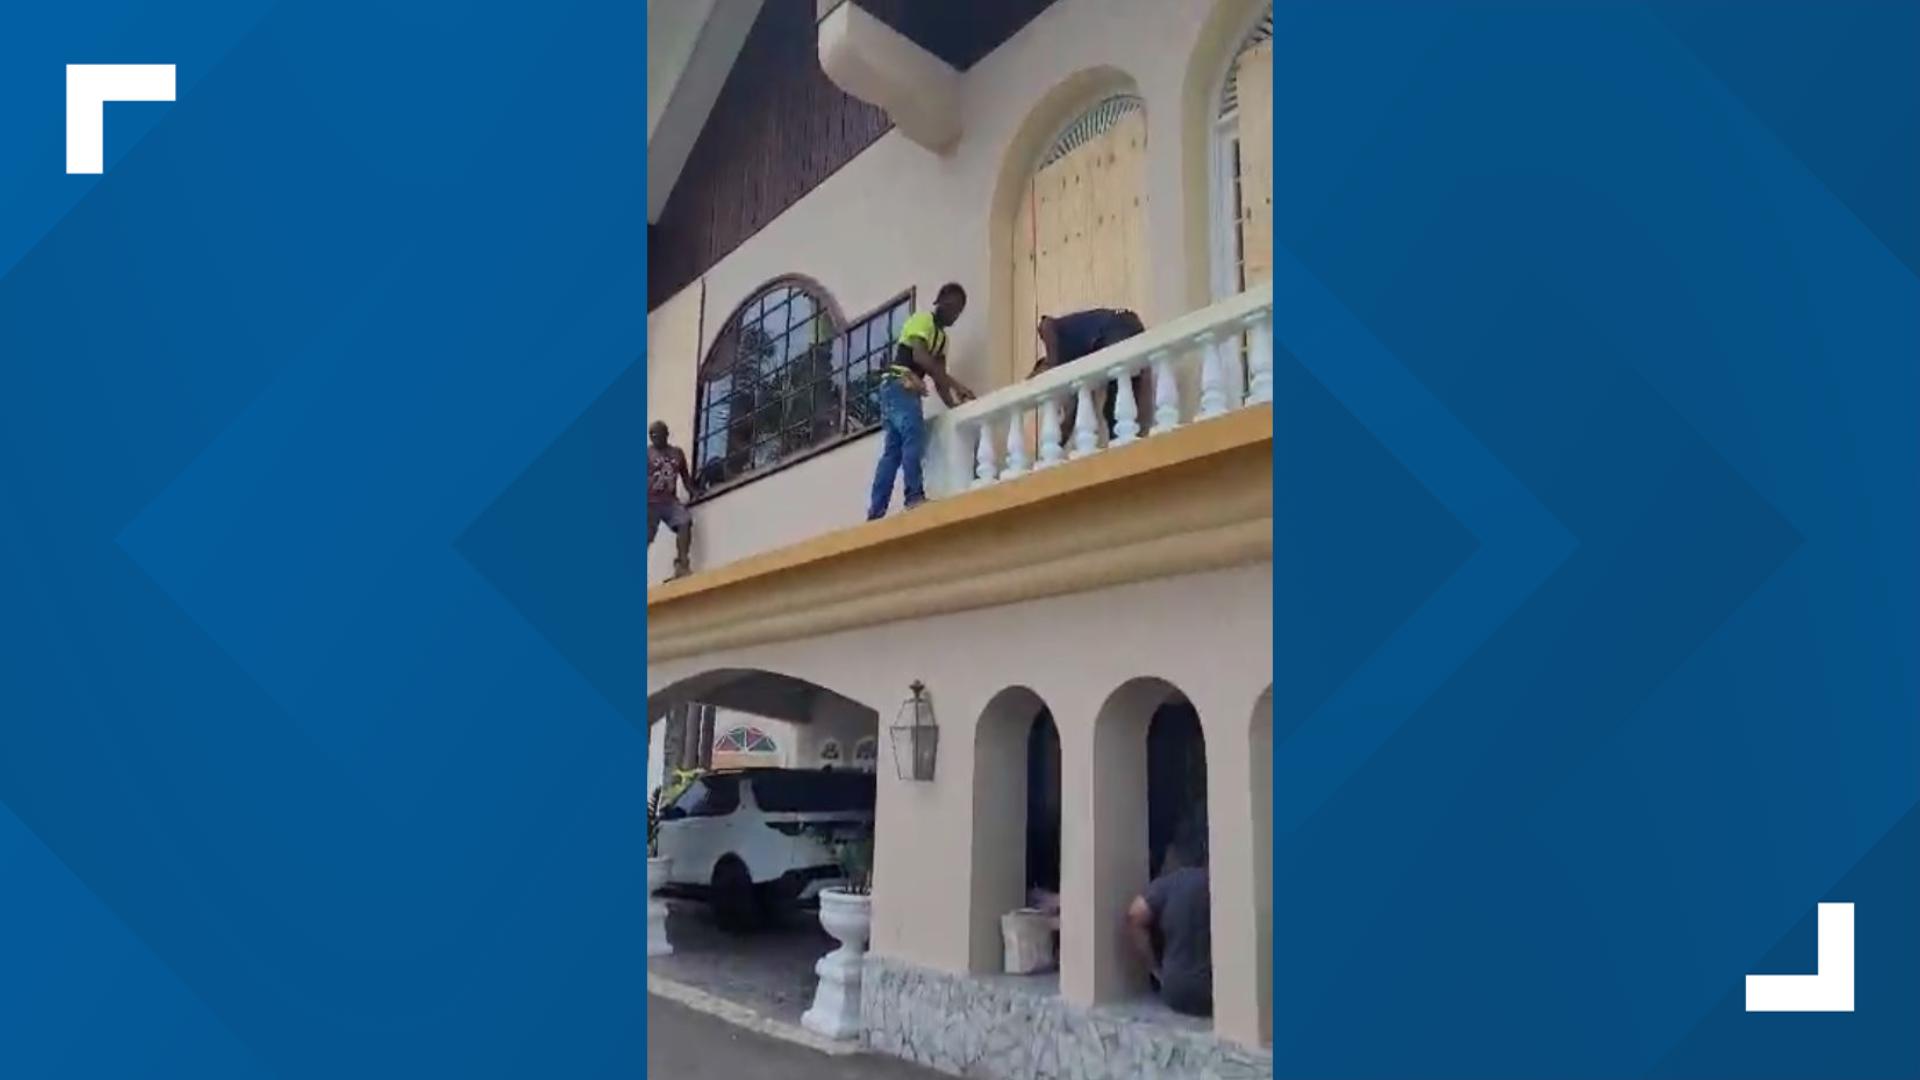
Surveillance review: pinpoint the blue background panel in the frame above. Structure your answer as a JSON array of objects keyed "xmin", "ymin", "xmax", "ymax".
[{"xmin": 1271, "ymin": 2, "xmax": 1916, "ymax": 1078}]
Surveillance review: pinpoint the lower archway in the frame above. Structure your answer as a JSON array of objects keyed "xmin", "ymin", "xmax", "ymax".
[{"xmin": 969, "ymin": 687, "xmax": 1060, "ymax": 973}]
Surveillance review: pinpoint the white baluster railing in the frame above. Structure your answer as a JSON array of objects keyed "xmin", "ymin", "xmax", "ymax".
[
  {"xmin": 924, "ymin": 281, "xmax": 1273, "ymax": 498},
  {"xmin": 1000, "ymin": 407, "xmax": 1030, "ymax": 480}
]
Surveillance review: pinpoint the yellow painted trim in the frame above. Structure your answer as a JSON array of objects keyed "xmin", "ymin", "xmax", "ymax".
[
  {"xmin": 650, "ymin": 404, "xmax": 1272, "ymax": 609},
  {"xmin": 648, "ymin": 407, "xmax": 1273, "ymax": 663}
]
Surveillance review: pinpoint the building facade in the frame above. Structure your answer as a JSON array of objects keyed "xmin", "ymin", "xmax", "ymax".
[{"xmin": 648, "ymin": 2, "xmax": 1275, "ymax": 1076}]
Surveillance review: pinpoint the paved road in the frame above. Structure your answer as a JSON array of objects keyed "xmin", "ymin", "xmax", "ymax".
[{"xmin": 649, "ymin": 995, "xmax": 946, "ymax": 1079}]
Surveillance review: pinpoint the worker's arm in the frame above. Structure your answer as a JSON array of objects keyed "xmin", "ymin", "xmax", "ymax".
[
  {"xmin": 909, "ymin": 342, "xmax": 975, "ymax": 406},
  {"xmin": 675, "ymin": 449, "xmax": 699, "ymax": 498},
  {"xmin": 1125, "ymin": 896, "xmax": 1160, "ymax": 981},
  {"xmin": 1032, "ymin": 317, "xmax": 1060, "ymax": 378}
]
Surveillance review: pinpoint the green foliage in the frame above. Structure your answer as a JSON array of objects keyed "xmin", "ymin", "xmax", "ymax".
[{"xmin": 831, "ymin": 834, "xmax": 874, "ymax": 896}]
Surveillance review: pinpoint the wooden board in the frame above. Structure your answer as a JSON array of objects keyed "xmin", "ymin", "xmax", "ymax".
[
  {"xmin": 1236, "ymin": 42, "xmax": 1274, "ymax": 289},
  {"xmin": 1011, "ymin": 107, "xmax": 1150, "ymax": 379}
]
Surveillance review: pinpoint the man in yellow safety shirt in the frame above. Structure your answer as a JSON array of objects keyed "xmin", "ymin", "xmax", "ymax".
[{"xmin": 867, "ymin": 282, "xmax": 975, "ymax": 520}]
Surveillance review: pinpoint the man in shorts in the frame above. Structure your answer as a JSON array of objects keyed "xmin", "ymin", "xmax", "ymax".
[
  {"xmin": 1032, "ymin": 307, "xmax": 1148, "ymax": 440},
  {"xmin": 648, "ymin": 421, "xmax": 698, "ymax": 580}
]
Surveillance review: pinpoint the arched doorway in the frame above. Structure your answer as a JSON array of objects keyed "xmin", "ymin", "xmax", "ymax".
[
  {"xmin": 1073, "ymin": 678, "xmax": 1211, "ymax": 1012},
  {"xmin": 969, "ymin": 687, "xmax": 1061, "ymax": 973},
  {"xmin": 645, "ymin": 668, "xmax": 880, "ymax": 930},
  {"xmin": 1149, "ymin": 700, "xmax": 1208, "ymax": 878},
  {"xmin": 1010, "ymin": 92, "xmax": 1151, "ymax": 377},
  {"xmin": 1209, "ymin": 7, "xmax": 1274, "ymax": 300}
]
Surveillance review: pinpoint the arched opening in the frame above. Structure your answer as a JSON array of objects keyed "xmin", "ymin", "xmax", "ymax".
[
  {"xmin": 1180, "ymin": 0, "xmax": 1275, "ymax": 310},
  {"xmin": 1010, "ymin": 94, "xmax": 1151, "ymax": 379},
  {"xmin": 986, "ymin": 67, "xmax": 1144, "ymax": 393},
  {"xmin": 1027, "ymin": 709, "xmax": 1063, "ymax": 900},
  {"xmin": 1073, "ymin": 678, "xmax": 1212, "ymax": 1017},
  {"xmin": 645, "ymin": 668, "xmax": 880, "ymax": 952},
  {"xmin": 968, "ymin": 687, "xmax": 1062, "ymax": 975},
  {"xmin": 1208, "ymin": 7, "xmax": 1274, "ymax": 300},
  {"xmin": 1149, "ymin": 699, "xmax": 1209, "ymax": 878}
]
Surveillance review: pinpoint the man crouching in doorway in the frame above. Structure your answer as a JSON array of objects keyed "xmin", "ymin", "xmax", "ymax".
[
  {"xmin": 648, "ymin": 421, "xmax": 699, "ymax": 581},
  {"xmin": 1125, "ymin": 827, "xmax": 1212, "ymax": 1018},
  {"xmin": 867, "ymin": 283, "xmax": 976, "ymax": 520}
]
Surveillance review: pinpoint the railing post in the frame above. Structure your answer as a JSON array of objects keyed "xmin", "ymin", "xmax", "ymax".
[
  {"xmin": 1110, "ymin": 365, "xmax": 1141, "ymax": 446},
  {"xmin": 972, "ymin": 418, "xmax": 999, "ymax": 488},
  {"xmin": 1000, "ymin": 408, "xmax": 1029, "ymax": 480},
  {"xmin": 1151, "ymin": 349, "xmax": 1181, "ymax": 435},
  {"xmin": 1037, "ymin": 394, "xmax": 1066, "ymax": 469},
  {"xmin": 1197, "ymin": 330, "xmax": 1228, "ymax": 420},
  {"xmin": 1070, "ymin": 381, "xmax": 1100, "ymax": 459},
  {"xmin": 1243, "ymin": 309, "xmax": 1274, "ymax": 406}
]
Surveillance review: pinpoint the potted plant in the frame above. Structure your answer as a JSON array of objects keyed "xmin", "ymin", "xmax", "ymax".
[{"xmin": 802, "ymin": 834, "xmax": 874, "ymax": 1040}]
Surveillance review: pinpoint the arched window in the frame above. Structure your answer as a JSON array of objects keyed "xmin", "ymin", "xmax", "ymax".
[
  {"xmin": 1211, "ymin": 7, "xmax": 1274, "ymax": 299},
  {"xmin": 692, "ymin": 280, "xmax": 915, "ymax": 491},
  {"xmin": 1011, "ymin": 91, "xmax": 1150, "ymax": 369},
  {"xmin": 715, "ymin": 725, "xmax": 779, "ymax": 754}
]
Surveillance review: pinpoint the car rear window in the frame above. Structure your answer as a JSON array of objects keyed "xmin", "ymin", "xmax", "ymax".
[
  {"xmin": 676, "ymin": 775, "xmax": 740, "ymax": 817},
  {"xmin": 750, "ymin": 771, "xmax": 875, "ymax": 813}
]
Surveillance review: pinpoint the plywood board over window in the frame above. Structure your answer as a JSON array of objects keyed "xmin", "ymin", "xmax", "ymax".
[
  {"xmin": 1010, "ymin": 97, "xmax": 1150, "ymax": 388},
  {"xmin": 1235, "ymin": 41, "xmax": 1274, "ymax": 289}
]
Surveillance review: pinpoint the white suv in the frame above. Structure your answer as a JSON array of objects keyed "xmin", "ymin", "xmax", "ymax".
[{"xmin": 655, "ymin": 768, "xmax": 875, "ymax": 928}]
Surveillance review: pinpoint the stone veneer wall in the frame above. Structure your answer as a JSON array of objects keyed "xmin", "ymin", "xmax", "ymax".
[{"xmin": 863, "ymin": 956, "xmax": 1273, "ymax": 1080}]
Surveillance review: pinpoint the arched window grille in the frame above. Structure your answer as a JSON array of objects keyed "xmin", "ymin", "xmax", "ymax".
[
  {"xmin": 1212, "ymin": 7, "xmax": 1275, "ymax": 299},
  {"xmin": 715, "ymin": 726, "xmax": 779, "ymax": 754},
  {"xmin": 1040, "ymin": 93, "xmax": 1145, "ymax": 167},
  {"xmin": 694, "ymin": 279, "xmax": 914, "ymax": 491}
]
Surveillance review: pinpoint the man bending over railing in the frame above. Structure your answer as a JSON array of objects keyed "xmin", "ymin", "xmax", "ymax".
[{"xmin": 1032, "ymin": 308, "xmax": 1148, "ymax": 441}]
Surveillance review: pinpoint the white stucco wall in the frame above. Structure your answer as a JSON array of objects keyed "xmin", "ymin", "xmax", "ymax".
[{"xmin": 646, "ymin": 0, "xmax": 1272, "ymax": 587}]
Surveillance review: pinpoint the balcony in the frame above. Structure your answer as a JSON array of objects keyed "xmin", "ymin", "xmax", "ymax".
[{"xmin": 648, "ymin": 283, "xmax": 1275, "ymax": 664}]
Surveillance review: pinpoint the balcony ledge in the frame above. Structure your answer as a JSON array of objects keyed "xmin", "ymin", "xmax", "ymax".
[{"xmin": 647, "ymin": 405, "xmax": 1272, "ymax": 664}]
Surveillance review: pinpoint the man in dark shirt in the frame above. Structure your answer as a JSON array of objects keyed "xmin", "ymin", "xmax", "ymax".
[
  {"xmin": 647, "ymin": 421, "xmax": 698, "ymax": 580},
  {"xmin": 1032, "ymin": 308, "xmax": 1148, "ymax": 441},
  {"xmin": 1125, "ymin": 832, "xmax": 1213, "ymax": 1017}
]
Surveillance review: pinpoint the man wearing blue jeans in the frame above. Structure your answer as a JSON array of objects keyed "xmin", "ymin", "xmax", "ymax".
[{"xmin": 867, "ymin": 283, "xmax": 975, "ymax": 520}]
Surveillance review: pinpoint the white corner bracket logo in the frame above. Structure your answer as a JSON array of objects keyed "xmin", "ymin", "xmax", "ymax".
[
  {"xmin": 1745, "ymin": 902, "xmax": 1854, "ymax": 1013},
  {"xmin": 66, "ymin": 64, "xmax": 176, "ymax": 174}
]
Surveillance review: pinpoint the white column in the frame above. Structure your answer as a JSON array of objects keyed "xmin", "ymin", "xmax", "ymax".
[
  {"xmin": 1001, "ymin": 408, "xmax": 1031, "ymax": 480},
  {"xmin": 1151, "ymin": 349, "xmax": 1181, "ymax": 435},
  {"xmin": 972, "ymin": 419, "xmax": 998, "ymax": 488},
  {"xmin": 1110, "ymin": 365, "xmax": 1141, "ymax": 446},
  {"xmin": 1037, "ymin": 395, "xmax": 1066, "ymax": 469},
  {"xmin": 1244, "ymin": 309, "xmax": 1274, "ymax": 405},
  {"xmin": 1197, "ymin": 330, "xmax": 1229, "ymax": 420},
  {"xmin": 1069, "ymin": 382, "xmax": 1100, "ymax": 459}
]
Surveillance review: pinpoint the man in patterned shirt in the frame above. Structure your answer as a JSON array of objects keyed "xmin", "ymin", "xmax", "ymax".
[{"xmin": 648, "ymin": 421, "xmax": 699, "ymax": 580}]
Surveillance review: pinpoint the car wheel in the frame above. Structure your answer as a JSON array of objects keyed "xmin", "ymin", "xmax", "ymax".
[
  {"xmin": 755, "ymin": 876, "xmax": 803, "ymax": 925},
  {"xmin": 711, "ymin": 857, "xmax": 758, "ymax": 932}
]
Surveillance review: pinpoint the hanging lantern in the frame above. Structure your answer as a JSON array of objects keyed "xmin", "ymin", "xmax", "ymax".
[{"xmin": 888, "ymin": 680, "xmax": 939, "ymax": 782}]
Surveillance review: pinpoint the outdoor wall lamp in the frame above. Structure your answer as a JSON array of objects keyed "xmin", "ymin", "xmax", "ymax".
[{"xmin": 888, "ymin": 680, "xmax": 939, "ymax": 782}]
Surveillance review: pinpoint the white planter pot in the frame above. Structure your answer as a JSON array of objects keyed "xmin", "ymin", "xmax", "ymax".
[
  {"xmin": 647, "ymin": 856, "xmax": 673, "ymax": 958},
  {"xmin": 1001, "ymin": 908, "xmax": 1058, "ymax": 974},
  {"xmin": 801, "ymin": 888, "xmax": 872, "ymax": 1041}
]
